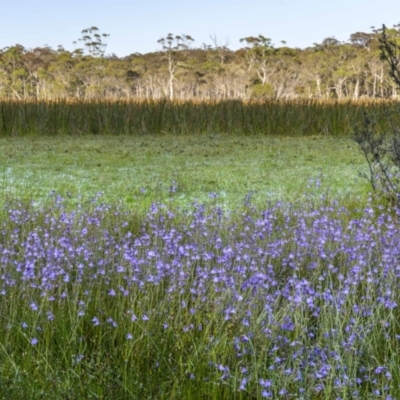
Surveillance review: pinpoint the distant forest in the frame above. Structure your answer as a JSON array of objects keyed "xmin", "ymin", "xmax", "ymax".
[{"xmin": 2, "ymin": 24, "xmax": 400, "ymax": 101}]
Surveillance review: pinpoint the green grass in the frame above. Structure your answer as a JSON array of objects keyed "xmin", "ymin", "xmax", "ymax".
[{"xmin": 0, "ymin": 134, "xmax": 370, "ymax": 211}]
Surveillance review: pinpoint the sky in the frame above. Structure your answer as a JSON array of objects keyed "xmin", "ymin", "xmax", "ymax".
[{"xmin": 1, "ymin": 0, "xmax": 400, "ymax": 57}]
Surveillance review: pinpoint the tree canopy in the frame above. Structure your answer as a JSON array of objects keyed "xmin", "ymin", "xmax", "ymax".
[{"xmin": 1, "ymin": 25, "xmax": 400, "ymax": 100}]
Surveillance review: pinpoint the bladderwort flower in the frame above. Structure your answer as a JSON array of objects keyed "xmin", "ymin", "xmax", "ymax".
[
  {"xmin": 239, "ymin": 377, "xmax": 247, "ymax": 391},
  {"xmin": 107, "ymin": 318, "xmax": 117, "ymax": 328},
  {"xmin": 73, "ymin": 354, "xmax": 84, "ymax": 364},
  {"xmin": 261, "ymin": 390, "xmax": 273, "ymax": 398},
  {"xmin": 217, "ymin": 364, "xmax": 230, "ymax": 380}
]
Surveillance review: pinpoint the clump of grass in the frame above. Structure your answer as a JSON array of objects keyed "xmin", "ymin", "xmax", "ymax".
[
  {"xmin": 1, "ymin": 195, "xmax": 400, "ymax": 398},
  {"xmin": 1, "ymin": 98, "xmax": 400, "ymax": 137}
]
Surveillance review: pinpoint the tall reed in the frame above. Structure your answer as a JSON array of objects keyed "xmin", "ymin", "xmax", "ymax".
[{"xmin": 0, "ymin": 99, "xmax": 398, "ymax": 137}]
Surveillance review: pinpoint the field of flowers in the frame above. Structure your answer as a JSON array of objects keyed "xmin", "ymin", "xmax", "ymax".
[{"xmin": 1, "ymin": 191, "xmax": 400, "ymax": 399}]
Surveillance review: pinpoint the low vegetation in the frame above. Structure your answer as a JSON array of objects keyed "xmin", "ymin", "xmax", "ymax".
[{"xmin": 0, "ymin": 133, "xmax": 368, "ymax": 211}]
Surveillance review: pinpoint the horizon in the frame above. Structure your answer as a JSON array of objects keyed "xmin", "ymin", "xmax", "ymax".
[{"xmin": 1, "ymin": 0, "xmax": 400, "ymax": 57}]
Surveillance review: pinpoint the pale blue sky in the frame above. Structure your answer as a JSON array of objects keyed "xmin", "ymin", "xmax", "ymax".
[{"xmin": 1, "ymin": 0, "xmax": 400, "ymax": 56}]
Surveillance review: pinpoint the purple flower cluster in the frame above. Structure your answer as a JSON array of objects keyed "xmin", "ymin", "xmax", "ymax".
[{"xmin": 1, "ymin": 196, "xmax": 400, "ymax": 398}]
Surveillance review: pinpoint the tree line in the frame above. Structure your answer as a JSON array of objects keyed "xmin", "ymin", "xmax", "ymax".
[{"xmin": 1, "ymin": 24, "xmax": 400, "ymax": 101}]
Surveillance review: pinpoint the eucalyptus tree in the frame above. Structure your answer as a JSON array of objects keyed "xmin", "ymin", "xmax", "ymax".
[
  {"xmin": 48, "ymin": 49, "xmax": 80, "ymax": 98},
  {"xmin": 302, "ymin": 48, "xmax": 330, "ymax": 98},
  {"xmin": 0, "ymin": 45, "xmax": 27, "ymax": 99},
  {"xmin": 157, "ymin": 33, "xmax": 194, "ymax": 100},
  {"xmin": 350, "ymin": 31, "xmax": 373, "ymax": 53},
  {"xmin": 209, "ymin": 34, "xmax": 231, "ymax": 65},
  {"xmin": 332, "ymin": 43, "xmax": 359, "ymax": 99},
  {"xmin": 350, "ymin": 29, "xmax": 381, "ymax": 96},
  {"xmin": 271, "ymin": 46, "xmax": 302, "ymax": 99},
  {"xmin": 73, "ymin": 27, "xmax": 110, "ymax": 58},
  {"xmin": 239, "ymin": 35, "xmax": 277, "ymax": 86},
  {"xmin": 23, "ymin": 46, "xmax": 55, "ymax": 99}
]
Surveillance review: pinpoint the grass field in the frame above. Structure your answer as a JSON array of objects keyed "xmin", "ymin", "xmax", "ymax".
[
  {"xmin": 2, "ymin": 99, "xmax": 400, "ymax": 399},
  {"xmin": 0, "ymin": 134, "xmax": 369, "ymax": 211}
]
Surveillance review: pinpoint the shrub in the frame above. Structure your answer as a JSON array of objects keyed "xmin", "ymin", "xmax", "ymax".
[{"xmin": 353, "ymin": 25, "xmax": 400, "ymax": 205}]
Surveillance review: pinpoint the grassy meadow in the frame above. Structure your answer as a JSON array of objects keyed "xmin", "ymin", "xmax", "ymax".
[
  {"xmin": 0, "ymin": 134, "xmax": 369, "ymax": 210},
  {"xmin": 1, "ymin": 99, "xmax": 400, "ymax": 399}
]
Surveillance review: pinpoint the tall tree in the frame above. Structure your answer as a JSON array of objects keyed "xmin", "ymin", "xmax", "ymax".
[
  {"xmin": 73, "ymin": 27, "xmax": 110, "ymax": 58},
  {"xmin": 0, "ymin": 45, "xmax": 27, "ymax": 99},
  {"xmin": 157, "ymin": 33, "xmax": 194, "ymax": 100},
  {"xmin": 240, "ymin": 35, "xmax": 276, "ymax": 86},
  {"xmin": 209, "ymin": 34, "xmax": 231, "ymax": 65}
]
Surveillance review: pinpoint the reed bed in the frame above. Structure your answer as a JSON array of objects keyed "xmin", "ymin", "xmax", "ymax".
[{"xmin": 1, "ymin": 99, "xmax": 399, "ymax": 137}]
